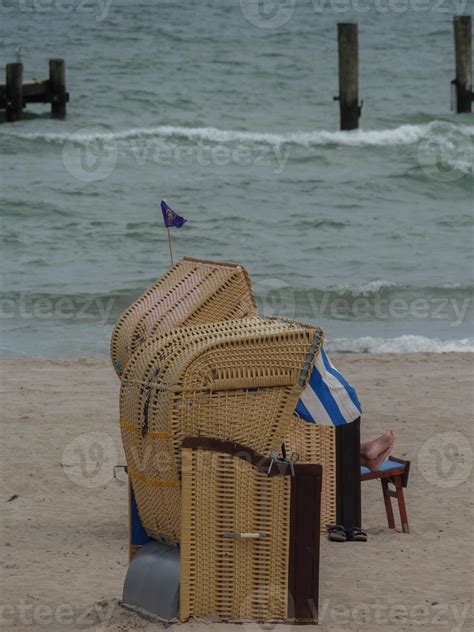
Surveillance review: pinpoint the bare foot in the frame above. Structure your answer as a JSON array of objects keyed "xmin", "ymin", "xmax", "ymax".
[
  {"xmin": 361, "ymin": 445, "xmax": 393, "ymax": 471},
  {"xmin": 361, "ymin": 430, "xmax": 394, "ymax": 460}
]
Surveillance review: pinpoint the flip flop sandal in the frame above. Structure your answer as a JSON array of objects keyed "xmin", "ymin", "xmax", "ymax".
[
  {"xmin": 326, "ymin": 524, "xmax": 347, "ymax": 542},
  {"xmin": 346, "ymin": 527, "xmax": 367, "ymax": 542}
]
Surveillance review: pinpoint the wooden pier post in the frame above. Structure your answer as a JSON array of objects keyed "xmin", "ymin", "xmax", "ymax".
[
  {"xmin": 49, "ymin": 58, "xmax": 67, "ymax": 118},
  {"xmin": 453, "ymin": 16, "xmax": 472, "ymax": 113},
  {"xmin": 5, "ymin": 63, "xmax": 23, "ymax": 122},
  {"xmin": 337, "ymin": 23, "xmax": 360, "ymax": 131}
]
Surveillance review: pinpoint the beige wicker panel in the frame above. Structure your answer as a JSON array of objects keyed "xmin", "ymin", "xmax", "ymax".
[
  {"xmin": 111, "ymin": 257, "xmax": 256, "ymax": 377},
  {"xmin": 120, "ymin": 318, "xmax": 323, "ymax": 540},
  {"xmin": 285, "ymin": 418, "xmax": 336, "ymax": 532},
  {"xmin": 180, "ymin": 448, "xmax": 291, "ymax": 622},
  {"xmin": 120, "ymin": 418, "xmax": 180, "ymax": 538}
]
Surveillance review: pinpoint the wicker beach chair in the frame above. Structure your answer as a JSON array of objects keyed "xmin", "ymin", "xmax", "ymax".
[
  {"xmin": 120, "ymin": 317, "xmax": 324, "ymax": 623},
  {"xmin": 284, "ymin": 418, "xmax": 337, "ymax": 532},
  {"xmin": 113, "ymin": 255, "xmax": 360, "ymax": 534},
  {"xmin": 110, "ymin": 257, "xmax": 256, "ymax": 377},
  {"xmin": 284, "ymin": 417, "xmax": 361, "ymax": 531}
]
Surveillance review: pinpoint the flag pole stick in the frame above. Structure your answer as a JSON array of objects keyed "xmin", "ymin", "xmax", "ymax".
[{"xmin": 167, "ymin": 227, "xmax": 174, "ymax": 266}]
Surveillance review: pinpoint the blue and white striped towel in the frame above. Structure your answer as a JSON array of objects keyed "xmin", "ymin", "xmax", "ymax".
[{"xmin": 295, "ymin": 346, "xmax": 362, "ymax": 426}]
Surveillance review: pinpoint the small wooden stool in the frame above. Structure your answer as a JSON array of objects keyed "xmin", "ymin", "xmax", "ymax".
[{"xmin": 361, "ymin": 457, "xmax": 411, "ymax": 533}]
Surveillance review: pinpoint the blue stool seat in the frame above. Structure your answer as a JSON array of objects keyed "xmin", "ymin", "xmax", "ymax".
[{"xmin": 361, "ymin": 458, "xmax": 407, "ymax": 476}]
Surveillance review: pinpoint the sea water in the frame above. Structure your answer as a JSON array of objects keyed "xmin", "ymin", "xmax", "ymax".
[{"xmin": 0, "ymin": 1, "xmax": 473, "ymax": 356}]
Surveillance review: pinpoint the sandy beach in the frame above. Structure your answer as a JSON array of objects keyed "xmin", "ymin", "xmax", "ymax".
[{"xmin": 1, "ymin": 353, "xmax": 472, "ymax": 632}]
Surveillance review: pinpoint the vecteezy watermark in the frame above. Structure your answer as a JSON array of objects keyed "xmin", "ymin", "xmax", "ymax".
[
  {"xmin": 418, "ymin": 432, "xmax": 473, "ymax": 489},
  {"xmin": 0, "ymin": 288, "xmax": 471, "ymax": 327},
  {"xmin": 62, "ymin": 125, "xmax": 291, "ymax": 182},
  {"xmin": 126, "ymin": 442, "xmax": 290, "ymax": 480},
  {"xmin": 253, "ymin": 278, "xmax": 296, "ymax": 319},
  {"xmin": 253, "ymin": 279, "xmax": 472, "ymax": 327},
  {"xmin": 240, "ymin": 0, "xmax": 469, "ymax": 29},
  {"xmin": 0, "ymin": 293, "xmax": 116, "ymax": 325},
  {"xmin": 240, "ymin": 0, "xmax": 296, "ymax": 29},
  {"xmin": 129, "ymin": 139, "xmax": 290, "ymax": 175},
  {"xmin": 0, "ymin": 0, "xmax": 113, "ymax": 22},
  {"xmin": 0, "ymin": 600, "xmax": 116, "ymax": 628},
  {"xmin": 62, "ymin": 125, "xmax": 119, "ymax": 183},
  {"xmin": 240, "ymin": 596, "xmax": 471, "ymax": 631},
  {"xmin": 62, "ymin": 432, "xmax": 117, "ymax": 488},
  {"xmin": 418, "ymin": 124, "xmax": 473, "ymax": 182},
  {"xmin": 310, "ymin": 0, "xmax": 470, "ymax": 15},
  {"xmin": 315, "ymin": 598, "xmax": 471, "ymax": 630}
]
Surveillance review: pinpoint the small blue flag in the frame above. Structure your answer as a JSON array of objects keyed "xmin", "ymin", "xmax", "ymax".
[{"xmin": 161, "ymin": 200, "xmax": 187, "ymax": 229}]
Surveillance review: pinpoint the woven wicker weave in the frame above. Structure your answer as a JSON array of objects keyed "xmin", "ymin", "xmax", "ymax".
[
  {"xmin": 180, "ymin": 447, "xmax": 290, "ymax": 621},
  {"xmin": 285, "ymin": 418, "xmax": 337, "ymax": 532},
  {"xmin": 120, "ymin": 317, "xmax": 323, "ymax": 541},
  {"xmin": 111, "ymin": 257, "xmax": 256, "ymax": 377}
]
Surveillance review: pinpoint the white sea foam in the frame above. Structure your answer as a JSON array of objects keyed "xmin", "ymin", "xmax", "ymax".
[
  {"xmin": 331, "ymin": 279, "xmax": 399, "ymax": 295},
  {"xmin": 327, "ymin": 335, "xmax": 474, "ymax": 354},
  {"xmin": 4, "ymin": 121, "xmax": 474, "ymax": 149},
  {"xmin": 453, "ymin": 159, "xmax": 473, "ymax": 175}
]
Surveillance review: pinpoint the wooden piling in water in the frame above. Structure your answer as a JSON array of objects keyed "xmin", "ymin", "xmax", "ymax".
[
  {"xmin": 1, "ymin": 59, "xmax": 69, "ymax": 122},
  {"xmin": 453, "ymin": 16, "xmax": 472, "ymax": 113},
  {"xmin": 5, "ymin": 63, "xmax": 23, "ymax": 122},
  {"xmin": 337, "ymin": 23, "xmax": 360, "ymax": 131},
  {"xmin": 49, "ymin": 59, "xmax": 67, "ymax": 118}
]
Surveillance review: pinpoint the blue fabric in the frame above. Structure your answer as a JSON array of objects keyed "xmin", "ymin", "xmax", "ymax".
[
  {"xmin": 161, "ymin": 200, "xmax": 187, "ymax": 228},
  {"xmin": 130, "ymin": 485, "xmax": 150, "ymax": 545},
  {"xmin": 295, "ymin": 346, "xmax": 362, "ymax": 426},
  {"xmin": 361, "ymin": 458, "xmax": 406, "ymax": 475},
  {"xmin": 294, "ymin": 397, "xmax": 313, "ymax": 422},
  {"xmin": 306, "ymin": 363, "xmax": 348, "ymax": 426},
  {"xmin": 320, "ymin": 347, "xmax": 362, "ymax": 414}
]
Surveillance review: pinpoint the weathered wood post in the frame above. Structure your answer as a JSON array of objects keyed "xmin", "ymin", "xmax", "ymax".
[
  {"xmin": 5, "ymin": 62, "xmax": 23, "ymax": 122},
  {"xmin": 336, "ymin": 23, "xmax": 360, "ymax": 131},
  {"xmin": 453, "ymin": 16, "xmax": 472, "ymax": 113},
  {"xmin": 49, "ymin": 58, "xmax": 67, "ymax": 118}
]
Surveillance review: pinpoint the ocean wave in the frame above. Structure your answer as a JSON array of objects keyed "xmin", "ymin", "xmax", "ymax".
[
  {"xmin": 294, "ymin": 218, "xmax": 349, "ymax": 229},
  {"xmin": 255, "ymin": 281, "xmax": 474, "ymax": 302},
  {"xmin": 435, "ymin": 215, "xmax": 474, "ymax": 228},
  {"xmin": 3, "ymin": 121, "xmax": 474, "ymax": 149},
  {"xmin": 329, "ymin": 280, "xmax": 399, "ymax": 295},
  {"xmin": 254, "ymin": 281, "xmax": 474, "ymax": 323},
  {"xmin": 326, "ymin": 335, "xmax": 474, "ymax": 353},
  {"xmin": 453, "ymin": 159, "xmax": 473, "ymax": 176}
]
